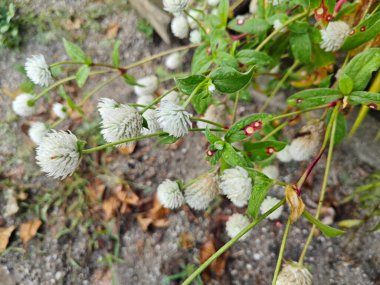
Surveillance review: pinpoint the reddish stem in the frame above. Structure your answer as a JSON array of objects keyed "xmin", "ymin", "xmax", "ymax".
[{"xmin": 335, "ymin": 0, "xmax": 347, "ymax": 13}]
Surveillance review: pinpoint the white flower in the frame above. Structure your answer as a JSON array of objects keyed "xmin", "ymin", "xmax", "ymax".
[
  {"xmin": 25, "ymin": 54, "xmax": 51, "ymax": 87},
  {"xmin": 52, "ymin": 102, "xmax": 67, "ymax": 119},
  {"xmin": 262, "ymin": 165, "xmax": 279, "ymax": 180},
  {"xmin": 226, "ymin": 214, "xmax": 250, "ymax": 240},
  {"xmin": 12, "ymin": 93, "xmax": 37, "ymax": 117},
  {"xmin": 134, "ymin": 75, "xmax": 158, "ymax": 97},
  {"xmin": 165, "ymin": 52, "xmax": 182, "ymax": 70},
  {"xmin": 249, "ymin": 0, "xmax": 258, "ymax": 14},
  {"xmin": 187, "ymin": 9, "xmax": 202, "ymax": 29},
  {"xmin": 276, "ymin": 262, "xmax": 312, "ymax": 285},
  {"xmin": 142, "ymin": 109, "xmax": 162, "ymax": 135},
  {"xmin": 277, "ymin": 146, "xmax": 292, "ymax": 163},
  {"xmin": 163, "ymin": 0, "xmax": 188, "ymax": 15},
  {"xmin": 98, "ymin": 98, "xmax": 143, "ymax": 146},
  {"xmin": 36, "ymin": 130, "xmax": 81, "ymax": 179},
  {"xmin": 156, "ymin": 99, "xmax": 192, "ymax": 137},
  {"xmin": 320, "ymin": 21, "xmax": 351, "ymax": 52},
  {"xmin": 289, "ymin": 123, "xmax": 323, "ymax": 161},
  {"xmin": 260, "ymin": 196, "xmax": 283, "ymax": 220},
  {"xmin": 273, "ymin": 19, "xmax": 284, "ymax": 31},
  {"xmin": 136, "ymin": 94, "xmax": 154, "ymax": 110},
  {"xmin": 207, "ymin": 0, "xmax": 220, "ymax": 6},
  {"xmin": 157, "ymin": 179, "xmax": 184, "ymax": 209},
  {"xmin": 171, "ymin": 15, "xmax": 189, "ymax": 39},
  {"xmin": 28, "ymin": 122, "xmax": 48, "ymax": 145},
  {"xmin": 220, "ymin": 167, "xmax": 252, "ymax": 207},
  {"xmin": 197, "ymin": 104, "xmax": 227, "ymax": 129},
  {"xmin": 185, "ymin": 172, "xmax": 219, "ymax": 210},
  {"xmin": 164, "ymin": 90, "xmax": 180, "ymax": 104},
  {"xmin": 189, "ymin": 29, "xmax": 202, "ymax": 44}
]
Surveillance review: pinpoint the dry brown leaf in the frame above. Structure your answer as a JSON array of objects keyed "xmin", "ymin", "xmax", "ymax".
[
  {"xmin": 102, "ymin": 196, "xmax": 120, "ymax": 221},
  {"xmin": 88, "ymin": 179, "xmax": 106, "ymax": 203},
  {"xmin": 0, "ymin": 226, "xmax": 15, "ymax": 252},
  {"xmin": 19, "ymin": 219, "xmax": 42, "ymax": 246},
  {"xmin": 179, "ymin": 232, "xmax": 194, "ymax": 249},
  {"xmin": 152, "ymin": 219, "xmax": 170, "ymax": 228},
  {"xmin": 118, "ymin": 142, "xmax": 136, "ymax": 155},
  {"xmin": 106, "ymin": 23, "xmax": 119, "ymax": 38},
  {"xmin": 62, "ymin": 18, "xmax": 82, "ymax": 30},
  {"xmin": 136, "ymin": 214, "xmax": 153, "ymax": 232},
  {"xmin": 200, "ymin": 239, "xmax": 216, "ymax": 264},
  {"xmin": 91, "ymin": 268, "xmax": 113, "ymax": 285},
  {"xmin": 114, "ymin": 184, "xmax": 139, "ymax": 205}
]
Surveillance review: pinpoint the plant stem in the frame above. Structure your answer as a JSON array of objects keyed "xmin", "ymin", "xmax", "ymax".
[
  {"xmin": 185, "ymin": 10, "xmax": 207, "ymax": 35},
  {"xmin": 181, "ymin": 199, "xmax": 286, "ymax": 285},
  {"xmin": 271, "ymin": 103, "xmax": 331, "ymax": 121},
  {"xmin": 182, "ymin": 79, "xmax": 207, "ymax": 108},
  {"xmin": 260, "ymin": 61, "xmax": 299, "ymax": 112},
  {"xmin": 261, "ymin": 121, "xmax": 289, "ymax": 141},
  {"xmin": 298, "ymin": 104, "xmax": 338, "ymax": 265},
  {"xmin": 255, "ymin": 11, "xmax": 308, "ymax": 52},
  {"xmin": 232, "ymin": 91, "xmax": 240, "ymax": 124},
  {"xmin": 272, "ymin": 218, "xmax": 292, "ymax": 285},
  {"xmin": 191, "ymin": 117, "xmax": 225, "ymax": 128},
  {"xmin": 189, "ymin": 128, "xmax": 227, "ymax": 132},
  {"xmin": 50, "ymin": 61, "xmax": 84, "ymax": 68},
  {"xmin": 140, "ymin": 87, "xmax": 176, "ymax": 114},
  {"xmin": 80, "ymin": 74, "xmax": 120, "ymax": 105}
]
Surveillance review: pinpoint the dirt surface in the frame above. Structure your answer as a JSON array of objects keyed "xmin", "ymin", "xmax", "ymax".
[{"xmin": 0, "ymin": 1, "xmax": 379, "ymax": 285}]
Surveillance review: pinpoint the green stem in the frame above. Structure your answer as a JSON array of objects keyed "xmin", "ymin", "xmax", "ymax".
[
  {"xmin": 270, "ymin": 103, "xmax": 331, "ymax": 121},
  {"xmin": 182, "ymin": 79, "xmax": 207, "ymax": 108},
  {"xmin": 49, "ymin": 61, "xmax": 84, "ymax": 68},
  {"xmin": 191, "ymin": 117, "xmax": 225, "ymax": 128},
  {"xmin": 261, "ymin": 121, "xmax": 289, "ymax": 141},
  {"xmin": 181, "ymin": 199, "xmax": 286, "ymax": 285},
  {"xmin": 260, "ymin": 61, "xmax": 299, "ymax": 112},
  {"xmin": 185, "ymin": 10, "xmax": 207, "ymax": 35},
  {"xmin": 272, "ymin": 218, "xmax": 292, "ymax": 285},
  {"xmin": 80, "ymin": 74, "xmax": 120, "ymax": 105},
  {"xmin": 140, "ymin": 87, "xmax": 176, "ymax": 114},
  {"xmin": 189, "ymin": 128, "xmax": 227, "ymax": 132},
  {"xmin": 232, "ymin": 91, "xmax": 240, "ymax": 124},
  {"xmin": 255, "ymin": 11, "xmax": 308, "ymax": 52},
  {"xmin": 298, "ymin": 105, "xmax": 338, "ymax": 265}
]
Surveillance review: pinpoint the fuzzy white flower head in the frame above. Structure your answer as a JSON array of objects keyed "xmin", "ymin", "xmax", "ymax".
[
  {"xmin": 276, "ymin": 262, "xmax": 312, "ymax": 285},
  {"xmin": 273, "ymin": 19, "xmax": 284, "ymax": 31},
  {"xmin": 12, "ymin": 93, "xmax": 37, "ymax": 117},
  {"xmin": 28, "ymin": 122, "xmax": 48, "ymax": 145},
  {"xmin": 320, "ymin": 21, "xmax": 351, "ymax": 52},
  {"xmin": 25, "ymin": 54, "xmax": 51, "ymax": 87},
  {"xmin": 98, "ymin": 98, "xmax": 143, "ymax": 146},
  {"xmin": 134, "ymin": 75, "xmax": 158, "ymax": 97},
  {"xmin": 207, "ymin": 0, "xmax": 220, "ymax": 6},
  {"xmin": 277, "ymin": 145, "xmax": 292, "ymax": 163},
  {"xmin": 185, "ymin": 172, "xmax": 219, "ymax": 210},
  {"xmin": 289, "ymin": 123, "xmax": 324, "ymax": 161},
  {"xmin": 171, "ymin": 15, "xmax": 189, "ymax": 39},
  {"xmin": 142, "ymin": 109, "xmax": 162, "ymax": 135},
  {"xmin": 187, "ymin": 9, "xmax": 202, "ymax": 29},
  {"xmin": 260, "ymin": 196, "xmax": 283, "ymax": 220},
  {"xmin": 52, "ymin": 102, "xmax": 67, "ymax": 119},
  {"xmin": 189, "ymin": 29, "xmax": 202, "ymax": 44},
  {"xmin": 262, "ymin": 165, "xmax": 279, "ymax": 180},
  {"xmin": 197, "ymin": 104, "xmax": 227, "ymax": 129},
  {"xmin": 136, "ymin": 94, "xmax": 154, "ymax": 110},
  {"xmin": 157, "ymin": 179, "xmax": 184, "ymax": 209},
  {"xmin": 165, "ymin": 90, "xmax": 180, "ymax": 104},
  {"xmin": 36, "ymin": 130, "xmax": 81, "ymax": 179},
  {"xmin": 165, "ymin": 52, "xmax": 182, "ymax": 70},
  {"xmin": 163, "ymin": 0, "xmax": 189, "ymax": 15},
  {"xmin": 220, "ymin": 166, "xmax": 252, "ymax": 207},
  {"xmin": 156, "ymin": 99, "xmax": 192, "ymax": 137},
  {"xmin": 226, "ymin": 214, "xmax": 250, "ymax": 240}
]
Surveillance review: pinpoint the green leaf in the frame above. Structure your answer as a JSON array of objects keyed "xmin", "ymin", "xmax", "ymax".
[
  {"xmin": 244, "ymin": 141, "xmax": 287, "ymax": 161},
  {"xmin": 341, "ymin": 12, "xmax": 380, "ymax": 51},
  {"xmin": 325, "ymin": 0, "xmax": 335, "ymax": 13},
  {"xmin": 348, "ymin": 91, "xmax": 380, "ymax": 109},
  {"xmin": 205, "ymin": 127, "xmax": 222, "ymax": 144},
  {"xmin": 287, "ymin": 88, "xmax": 342, "ymax": 108},
  {"xmin": 214, "ymin": 51, "xmax": 239, "ymax": 69},
  {"xmin": 176, "ymin": 75, "xmax": 207, "ymax": 95},
  {"xmin": 112, "ymin": 40, "xmax": 121, "ymax": 68},
  {"xmin": 290, "ymin": 32, "xmax": 311, "ymax": 64},
  {"xmin": 222, "ymin": 143, "xmax": 252, "ymax": 168},
  {"xmin": 76, "ymin": 65, "xmax": 91, "ymax": 88},
  {"xmin": 337, "ymin": 219, "xmax": 364, "ymax": 229},
  {"xmin": 159, "ymin": 133, "xmax": 180, "ymax": 144},
  {"xmin": 334, "ymin": 112, "xmax": 346, "ymax": 145},
  {"xmin": 218, "ymin": 0, "xmax": 229, "ymax": 27},
  {"xmin": 342, "ymin": 48, "xmax": 380, "ymax": 91},
  {"xmin": 310, "ymin": 0, "xmax": 322, "ymax": 9},
  {"xmin": 58, "ymin": 86, "xmax": 76, "ymax": 111},
  {"xmin": 20, "ymin": 80, "xmax": 35, "ymax": 93},
  {"xmin": 62, "ymin": 38, "xmax": 91, "ymax": 64},
  {"xmin": 303, "ymin": 211, "xmax": 345, "ymax": 237},
  {"xmin": 335, "ymin": 2, "xmax": 358, "ymax": 20},
  {"xmin": 210, "ymin": 66, "xmax": 255, "ymax": 93},
  {"xmin": 191, "ymin": 44, "xmax": 213, "ymax": 74},
  {"xmin": 228, "ymin": 18, "xmax": 270, "ymax": 35},
  {"xmin": 247, "ymin": 175, "xmax": 273, "ymax": 219},
  {"xmin": 123, "ymin": 73, "xmax": 138, "ymax": 86},
  {"xmin": 338, "ymin": 74, "xmax": 354, "ymax": 95},
  {"xmin": 236, "ymin": 50, "xmax": 273, "ymax": 66},
  {"xmin": 224, "ymin": 113, "xmax": 272, "ymax": 143}
]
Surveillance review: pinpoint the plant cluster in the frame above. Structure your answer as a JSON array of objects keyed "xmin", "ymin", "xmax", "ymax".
[{"xmin": 0, "ymin": 3, "xmax": 23, "ymax": 49}]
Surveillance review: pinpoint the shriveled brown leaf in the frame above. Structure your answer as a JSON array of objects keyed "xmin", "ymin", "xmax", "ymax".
[
  {"xmin": 114, "ymin": 184, "xmax": 139, "ymax": 206},
  {"xmin": 199, "ymin": 238, "xmax": 228, "ymax": 278},
  {"xmin": 19, "ymin": 219, "xmax": 42, "ymax": 246},
  {"xmin": 118, "ymin": 142, "xmax": 136, "ymax": 155},
  {"xmin": 136, "ymin": 214, "xmax": 153, "ymax": 232},
  {"xmin": 200, "ymin": 239, "xmax": 216, "ymax": 264},
  {"xmin": 152, "ymin": 218, "xmax": 170, "ymax": 228},
  {"xmin": 102, "ymin": 196, "xmax": 120, "ymax": 221},
  {"xmin": 91, "ymin": 268, "xmax": 113, "ymax": 285},
  {"xmin": 106, "ymin": 22, "xmax": 119, "ymax": 38},
  {"xmin": 0, "ymin": 226, "xmax": 15, "ymax": 252},
  {"xmin": 88, "ymin": 179, "xmax": 106, "ymax": 203},
  {"xmin": 179, "ymin": 232, "xmax": 194, "ymax": 249}
]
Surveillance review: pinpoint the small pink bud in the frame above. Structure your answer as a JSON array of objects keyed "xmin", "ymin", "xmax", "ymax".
[
  {"xmin": 296, "ymin": 98, "xmax": 303, "ymax": 104},
  {"xmin": 266, "ymin": 147, "xmax": 276, "ymax": 155},
  {"xmin": 237, "ymin": 18, "xmax": 245, "ymax": 25},
  {"xmin": 206, "ymin": 149, "xmax": 215, "ymax": 157},
  {"xmin": 325, "ymin": 14, "xmax": 334, "ymax": 21},
  {"xmin": 360, "ymin": 26, "xmax": 366, "ymax": 32},
  {"xmin": 244, "ymin": 125, "xmax": 255, "ymax": 136},
  {"xmin": 251, "ymin": 120, "xmax": 262, "ymax": 131},
  {"xmin": 367, "ymin": 103, "xmax": 378, "ymax": 109},
  {"xmin": 349, "ymin": 30, "xmax": 355, "ymax": 35}
]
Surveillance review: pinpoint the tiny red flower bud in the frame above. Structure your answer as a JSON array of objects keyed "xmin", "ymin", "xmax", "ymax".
[
  {"xmin": 325, "ymin": 14, "xmax": 334, "ymax": 22},
  {"xmin": 360, "ymin": 26, "xmax": 366, "ymax": 32},
  {"xmin": 266, "ymin": 146, "xmax": 276, "ymax": 155},
  {"xmin": 206, "ymin": 149, "xmax": 215, "ymax": 157},
  {"xmin": 349, "ymin": 29, "xmax": 355, "ymax": 35},
  {"xmin": 296, "ymin": 98, "xmax": 303, "ymax": 104},
  {"xmin": 244, "ymin": 125, "xmax": 255, "ymax": 136},
  {"xmin": 367, "ymin": 103, "xmax": 377, "ymax": 109},
  {"xmin": 251, "ymin": 120, "xmax": 262, "ymax": 131}
]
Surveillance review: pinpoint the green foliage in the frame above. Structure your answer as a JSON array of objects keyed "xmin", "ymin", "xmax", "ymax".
[
  {"xmin": 303, "ymin": 211, "xmax": 345, "ymax": 237},
  {"xmin": 287, "ymin": 88, "xmax": 342, "ymax": 108},
  {"xmin": 210, "ymin": 66, "xmax": 255, "ymax": 93},
  {"xmin": 247, "ymin": 174, "xmax": 273, "ymax": 219},
  {"xmin": 137, "ymin": 18, "xmax": 154, "ymax": 40},
  {"xmin": 76, "ymin": 65, "xmax": 91, "ymax": 87},
  {"xmin": 63, "ymin": 38, "xmax": 92, "ymax": 64},
  {"xmin": 0, "ymin": 3, "xmax": 22, "ymax": 48}
]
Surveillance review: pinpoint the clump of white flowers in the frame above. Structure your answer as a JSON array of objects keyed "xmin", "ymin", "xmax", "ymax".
[
  {"xmin": 141, "ymin": 109, "xmax": 162, "ymax": 135},
  {"xmin": 157, "ymin": 179, "xmax": 184, "ymax": 209},
  {"xmin": 197, "ymin": 104, "xmax": 227, "ymax": 129},
  {"xmin": 165, "ymin": 52, "xmax": 182, "ymax": 70},
  {"xmin": 320, "ymin": 21, "xmax": 351, "ymax": 52},
  {"xmin": 277, "ymin": 145, "xmax": 292, "ymax": 163},
  {"xmin": 226, "ymin": 213, "xmax": 250, "ymax": 240},
  {"xmin": 156, "ymin": 99, "xmax": 192, "ymax": 137},
  {"xmin": 164, "ymin": 90, "xmax": 180, "ymax": 104},
  {"xmin": 171, "ymin": 15, "xmax": 189, "ymax": 39},
  {"xmin": 98, "ymin": 98, "xmax": 143, "ymax": 146},
  {"xmin": 28, "ymin": 122, "xmax": 48, "ymax": 145},
  {"xmin": 163, "ymin": 0, "xmax": 189, "ymax": 15},
  {"xmin": 260, "ymin": 196, "xmax": 283, "ymax": 220},
  {"xmin": 189, "ymin": 29, "xmax": 202, "ymax": 44},
  {"xmin": 36, "ymin": 130, "xmax": 81, "ymax": 179},
  {"xmin": 136, "ymin": 94, "xmax": 154, "ymax": 110},
  {"xmin": 276, "ymin": 262, "xmax": 312, "ymax": 285},
  {"xmin": 25, "ymin": 54, "xmax": 51, "ymax": 87},
  {"xmin": 220, "ymin": 167, "xmax": 252, "ymax": 207},
  {"xmin": 262, "ymin": 165, "xmax": 279, "ymax": 180},
  {"xmin": 52, "ymin": 102, "xmax": 67, "ymax": 119},
  {"xmin": 185, "ymin": 172, "xmax": 219, "ymax": 210},
  {"xmin": 134, "ymin": 75, "xmax": 158, "ymax": 97},
  {"xmin": 12, "ymin": 93, "xmax": 37, "ymax": 117}
]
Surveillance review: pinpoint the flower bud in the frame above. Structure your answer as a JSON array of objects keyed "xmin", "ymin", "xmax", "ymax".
[
  {"xmin": 276, "ymin": 261, "xmax": 312, "ymax": 285},
  {"xmin": 285, "ymin": 185, "xmax": 305, "ymax": 223}
]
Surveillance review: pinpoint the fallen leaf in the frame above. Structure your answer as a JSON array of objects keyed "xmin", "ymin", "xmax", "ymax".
[
  {"xmin": 114, "ymin": 184, "xmax": 139, "ymax": 205},
  {"xmin": 106, "ymin": 23, "xmax": 119, "ymax": 38},
  {"xmin": 179, "ymin": 232, "xmax": 194, "ymax": 249},
  {"xmin": 136, "ymin": 214, "xmax": 153, "ymax": 232},
  {"xmin": 118, "ymin": 141, "xmax": 136, "ymax": 155},
  {"xmin": 19, "ymin": 219, "xmax": 42, "ymax": 246},
  {"xmin": 0, "ymin": 226, "xmax": 15, "ymax": 252},
  {"xmin": 102, "ymin": 196, "xmax": 120, "ymax": 221}
]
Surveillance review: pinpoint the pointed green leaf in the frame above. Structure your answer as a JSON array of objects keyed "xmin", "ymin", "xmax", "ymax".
[
  {"xmin": 338, "ymin": 73, "xmax": 353, "ymax": 95},
  {"xmin": 303, "ymin": 210, "xmax": 345, "ymax": 237},
  {"xmin": 287, "ymin": 88, "xmax": 342, "ymax": 108},
  {"xmin": 76, "ymin": 65, "xmax": 91, "ymax": 88},
  {"xmin": 63, "ymin": 38, "xmax": 92, "ymax": 64},
  {"xmin": 348, "ymin": 91, "xmax": 380, "ymax": 109},
  {"xmin": 210, "ymin": 66, "xmax": 255, "ymax": 93},
  {"xmin": 218, "ymin": 0, "xmax": 229, "ymax": 27},
  {"xmin": 247, "ymin": 174, "xmax": 273, "ymax": 219},
  {"xmin": 112, "ymin": 40, "xmax": 121, "ymax": 68},
  {"xmin": 244, "ymin": 141, "xmax": 287, "ymax": 161},
  {"xmin": 236, "ymin": 50, "xmax": 273, "ymax": 66},
  {"xmin": 222, "ymin": 143, "xmax": 252, "ymax": 168},
  {"xmin": 228, "ymin": 18, "xmax": 270, "ymax": 35},
  {"xmin": 175, "ymin": 75, "xmax": 207, "ymax": 95},
  {"xmin": 290, "ymin": 32, "xmax": 311, "ymax": 64}
]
